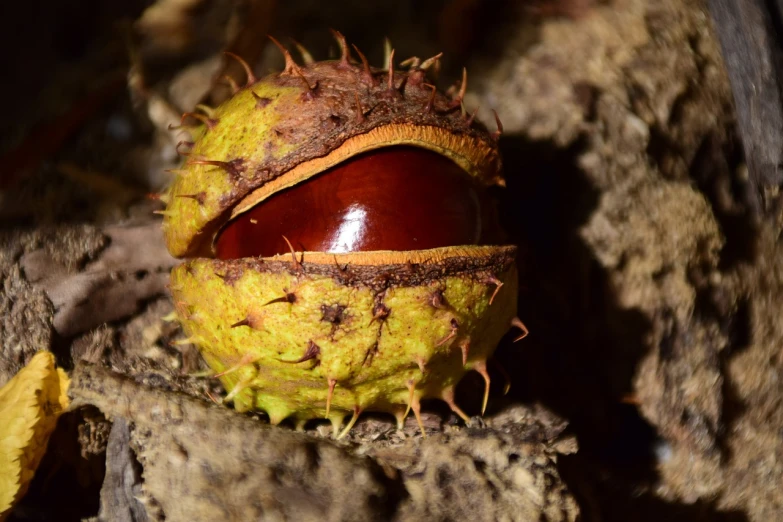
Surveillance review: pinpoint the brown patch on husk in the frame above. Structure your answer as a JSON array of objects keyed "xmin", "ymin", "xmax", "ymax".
[
  {"xmin": 210, "ymin": 245, "xmax": 516, "ymax": 290},
  {"xmin": 229, "ymin": 123, "xmax": 503, "ymax": 222}
]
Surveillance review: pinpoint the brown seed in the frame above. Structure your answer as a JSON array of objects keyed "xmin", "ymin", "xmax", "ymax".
[{"xmin": 215, "ymin": 147, "xmax": 491, "ymax": 259}]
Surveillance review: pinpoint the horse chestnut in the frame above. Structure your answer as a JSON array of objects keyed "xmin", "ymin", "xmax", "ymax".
[{"xmin": 160, "ymin": 33, "xmax": 526, "ymax": 437}]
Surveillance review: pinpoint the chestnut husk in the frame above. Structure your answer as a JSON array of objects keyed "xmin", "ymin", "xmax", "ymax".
[{"xmin": 161, "ymin": 33, "xmax": 524, "ymax": 436}]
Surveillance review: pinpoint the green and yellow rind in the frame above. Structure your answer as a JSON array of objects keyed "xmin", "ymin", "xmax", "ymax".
[{"xmin": 170, "ymin": 246, "xmax": 517, "ymax": 425}]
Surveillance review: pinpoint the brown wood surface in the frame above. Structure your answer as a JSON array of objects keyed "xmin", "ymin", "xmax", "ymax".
[{"xmin": 708, "ymin": 0, "xmax": 783, "ymax": 214}]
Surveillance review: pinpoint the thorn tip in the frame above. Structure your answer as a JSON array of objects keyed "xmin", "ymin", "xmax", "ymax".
[
  {"xmin": 491, "ymin": 358, "xmax": 512, "ymax": 395},
  {"xmin": 221, "ymin": 75, "xmax": 240, "ymax": 94},
  {"xmin": 511, "ymin": 317, "xmax": 529, "ymax": 342},
  {"xmin": 352, "ymin": 44, "xmax": 375, "ymax": 85},
  {"xmin": 175, "ymin": 140, "xmax": 194, "ymax": 157},
  {"xmin": 474, "ymin": 360, "xmax": 491, "ymax": 415},
  {"xmin": 424, "ymin": 83, "xmax": 437, "ymax": 113},
  {"xmin": 491, "ymin": 109, "xmax": 504, "ymax": 140},
  {"xmin": 325, "ymin": 378, "xmax": 337, "ymax": 418},
  {"xmin": 224, "ymin": 51, "xmax": 257, "ymax": 85},
  {"xmin": 483, "ymin": 275, "xmax": 504, "ymax": 305},
  {"xmin": 442, "ymin": 387, "xmax": 470, "ymax": 423},
  {"xmin": 281, "ymin": 235, "xmax": 303, "ymax": 273},
  {"xmin": 386, "ymin": 49, "xmax": 396, "ymax": 91},
  {"xmin": 336, "ymin": 406, "xmax": 361, "ymax": 439},
  {"xmin": 435, "ymin": 318, "xmax": 459, "ymax": 347},
  {"xmin": 291, "ymin": 38, "xmax": 314, "ymax": 65},
  {"xmin": 180, "ymin": 112, "xmax": 218, "ymax": 130},
  {"xmin": 448, "ymin": 68, "xmax": 468, "ymax": 109},
  {"xmin": 459, "ymin": 339, "xmax": 470, "ymax": 366},
  {"xmin": 281, "ymin": 340, "xmax": 320, "ymax": 364},
  {"xmin": 269, "ymin": 35, "xmax": 302, "ymax": 76},
  {"xmin": 330, "ymin": 29, "xmax": 351, "ymax": 67}
]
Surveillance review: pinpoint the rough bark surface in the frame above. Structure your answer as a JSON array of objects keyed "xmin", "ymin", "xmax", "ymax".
[
  {"xmin": 70, "ymin": 364, "xmax": 578, "ymax": 522},
  {"xmin": 464, "ymin": 0, "xmax": 781, "ymax": 520},
  {"xmin": 98, "ymin": 418, "xmax": 149, "ymax": 522}
]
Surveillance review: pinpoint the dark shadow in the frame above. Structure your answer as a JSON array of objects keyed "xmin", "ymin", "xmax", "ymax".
[
  {"xmin": 469, "ymin": 133, "xmax": 735, "ymax": 519},
  {"xmin": 688, "ymin": 130, "xmax": 756, "ymax": 463},
  {"xmin": 715, "ymin": 296, "xmax": 752, "ymax": 462},
  {"xmin": 8, "ymin": 410, "xmax": 106, "ymax": 522},
  {"xmin": 689, "ymin": 131, "xmax": 759, "ymax": 268},
  {"xmin": 560, "ymin": 452, "xmax": 749, "ymax": 522}
]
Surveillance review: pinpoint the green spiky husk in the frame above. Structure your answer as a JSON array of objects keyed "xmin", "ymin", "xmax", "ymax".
[
  {"xmin": 170, "ymin": 246, "xmax": 517, "ymax": 426},
  {"xmin": 161, "ymin": 41, "xmax": 520, "ymax": 432}
]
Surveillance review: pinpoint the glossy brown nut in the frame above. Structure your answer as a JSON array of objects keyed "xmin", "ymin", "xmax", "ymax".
[{"xmin": 215, "ymin": 146, "xmax": 485, "ymax": 259}]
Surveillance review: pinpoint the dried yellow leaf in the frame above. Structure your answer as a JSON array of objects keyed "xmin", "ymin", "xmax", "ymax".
[{"xmin": 0, "ymin": 351, "xmax": 70, "ymax": 519}]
